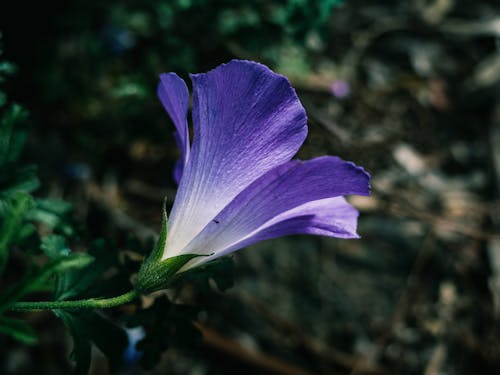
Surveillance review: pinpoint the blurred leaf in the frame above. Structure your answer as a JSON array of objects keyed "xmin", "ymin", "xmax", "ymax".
[
  {"xmin": 0, "ymin": 316, "xmax": 37, "ymax": 345},
  {"xmin": 40, "ymin": 234, "xmax": 71, "ymax": 259},
  {"xmin": 0, "ymin": 61, "xmax": 16, "ymax": 78},
  {"xmin": 54, "ymin": 240, "xmax": 114, "ymax": 301},
  {"xmin": 27, "ymin": 198, "xmax": 75, "ymax": 236},
  {"xmin": 47, "ymin": 253, "xmax": 95, "ymax": 276},
  {"xmin": 0, "ymin": 103, "xmax": 28, "ymax": 167},
  {"xmin": 0, "ymin": 165, "xmax": 40, "ymax": 200},
  {"xmin": 0, "ymin": 192, "xmax": 34, "ymax": 273},
  {"xmin": 55, "ymin": 310, "xmax": 128, "ymax": 374},
  {"xmin": 53, "ymin": 239, "xmax": 133, "ymax": 302},
  {"xmin": 35, "ymin": 198, "xmax": 72, "ymax": 215},
  {"xmin": 0, "ymin": 253, "xmax": 94, "ymax": 314}
]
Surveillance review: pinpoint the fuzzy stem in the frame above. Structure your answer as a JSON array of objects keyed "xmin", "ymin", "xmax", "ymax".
[{"xmin": 9, "ymin": 289, "xmax": 139, "ymax": 311}]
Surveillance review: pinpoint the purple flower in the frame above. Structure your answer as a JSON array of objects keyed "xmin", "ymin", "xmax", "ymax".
[{"xmin": 137, "ymin": 60, "xmax": 369, "ymax": 292}]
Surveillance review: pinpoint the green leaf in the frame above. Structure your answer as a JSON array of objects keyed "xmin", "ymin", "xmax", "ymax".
[
  {"xmin": 48, "ymin": 253, "xmax": 95, "ymax": 276},
  {"xmin": 55, "ymin": 310, "xmax": 91, "ymax": 375},
  {"xmin": 41, "ymin": 235, "xmax": 71, "ymax": 259},
  {"xmin": 35, "ymin": 198, "xmax": 72, "ymax": 214},
  {"xmin": 54, "ymin": 239, "xmax": 131, "ymax": 302},
  {"xmin": 0, "ymin": 165, "xmax": 40, "ymax": 199},
  {"xmin": 55, "ymin": 310, "xmax": 128, "ymax": 374},
  {"xmin": 0, "ymin": 103, "xmax": 28, "ymax": 166},
  {"xmin": 0, "ymin": 254, "xmax": 94, "ymax": 314},
  {"xmin": 27, "ymin": 198, "xmax": 74, "ymax": 236},
  {"xmin": 0, "ymin": 192, "xmax": 34, "ymax": 273},
  {"xmin": 0, "ymin": 316, "xmax": 37, "ymax": 345}
]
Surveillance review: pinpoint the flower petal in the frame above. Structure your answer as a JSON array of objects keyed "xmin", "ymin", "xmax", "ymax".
[
  {"xmin": 158, "ymin": 73, "xmax": 190, "ymax": 183},
  {"xmin": 252, "ymin": 197, "xmax": 361, "ymax": 240},
  {"xmin": 175, "ymin": 156, "xmax": 370, "ymax": 266},
  {"xmin": 164, "ymin": 60, "xmax": 308, "ymax": 256}
]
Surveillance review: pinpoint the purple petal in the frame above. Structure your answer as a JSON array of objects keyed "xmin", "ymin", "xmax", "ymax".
[
  {"xmin": 249, "ymin": 197, "xmax": 361, "ymax": 240},
  {"xmin": 158, "ymin": 73, "xmax": 190, "ymax": 183},
  {"xmin": 178, "ymin": 156, "xmax": 370, "ymax": 266},
  {"xmin": 164, "ymin": 60, "xmax": 308, "ymax": 256}
]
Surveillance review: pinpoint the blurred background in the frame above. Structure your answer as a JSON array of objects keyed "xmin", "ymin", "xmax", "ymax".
[{"xmin": 1, "ymin": 0, "xmax": 500, "ymax": 373}]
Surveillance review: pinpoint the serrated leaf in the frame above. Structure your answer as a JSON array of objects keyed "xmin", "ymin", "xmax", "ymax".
[
  {"xmin": 55, "ymin": 310, "xmax": 128, "ymax": 374},
  {"xmin": 0, "ymin": 316, "xmax": 37, "ymax": 345},
  {"xmin": 27, "ymin": 198, "xmax": 74, "ymax": 236},
  {"xmin": 54, "ymin": 239, "xmax": 130, "ymax": 302},
  {"xmin": 54, "ymin": 256, "xmax": 107, "ymax": 302},
  {"xmin": 0, "ymin": 254, "xmax": 95, "ymax": 314}
]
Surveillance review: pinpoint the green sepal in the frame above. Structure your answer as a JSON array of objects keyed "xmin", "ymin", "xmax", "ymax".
[
  {"xmin": 135, "ymin": 201, "xmax": 208, "ymax": 293},
  {"xmin": 136, "ymin": 253, "xmax": 207, "ymax": 294}
]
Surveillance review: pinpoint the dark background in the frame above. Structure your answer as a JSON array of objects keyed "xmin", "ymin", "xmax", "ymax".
[{"xmin": 1, "ymin": 0, "xmax": 500, "ymax": 373}]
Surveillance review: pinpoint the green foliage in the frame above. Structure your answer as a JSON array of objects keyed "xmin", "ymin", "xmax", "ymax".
[
  {"xmin": 28, "ymin": 199, "xmax": 75, "ymax": 236},
  {"xmin": 0, "ymin": 1, "xmax": 343, "ymax": 172},
  {"xmin": 104, "ymin": 0, "xmax": 342, "ymax": 71},
  {"xmin": 0, "ymin": 37, "xmax": 111, "ymax": 361},
  {"xmin": 0, "ymin": 193, "xmax": 34, "ymax": 273},
  {"xmin": 0, "ymin": 253, "xmax": 95, "ymax": 313},
  {"xmin": 41, "ymin": 234, "xmax": 71, "ymax": 259},
  {"xmin": 54, "ymin": 239, "xmax": 133, "ymax": 302},
  {"xmin": 49, "ymin": 239, "xmax": 135, "ymax": 373},
  {"xmin": 0, "ymin": 36, "xmax": 39, "ymax": 279},
  {"xmin": 0, "ymin": 31, "xmax": 236, "ymax": 373}
]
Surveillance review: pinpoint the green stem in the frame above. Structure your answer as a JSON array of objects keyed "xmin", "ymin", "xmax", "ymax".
[{"xmin": 9, "ymin": 290, "xmax": 139, "ymax": 311}]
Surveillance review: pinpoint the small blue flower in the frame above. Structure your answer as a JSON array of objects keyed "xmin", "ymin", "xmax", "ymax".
[{"xmin": 123, "ymin": 326, "xmax": 144, "ymax": 367}]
